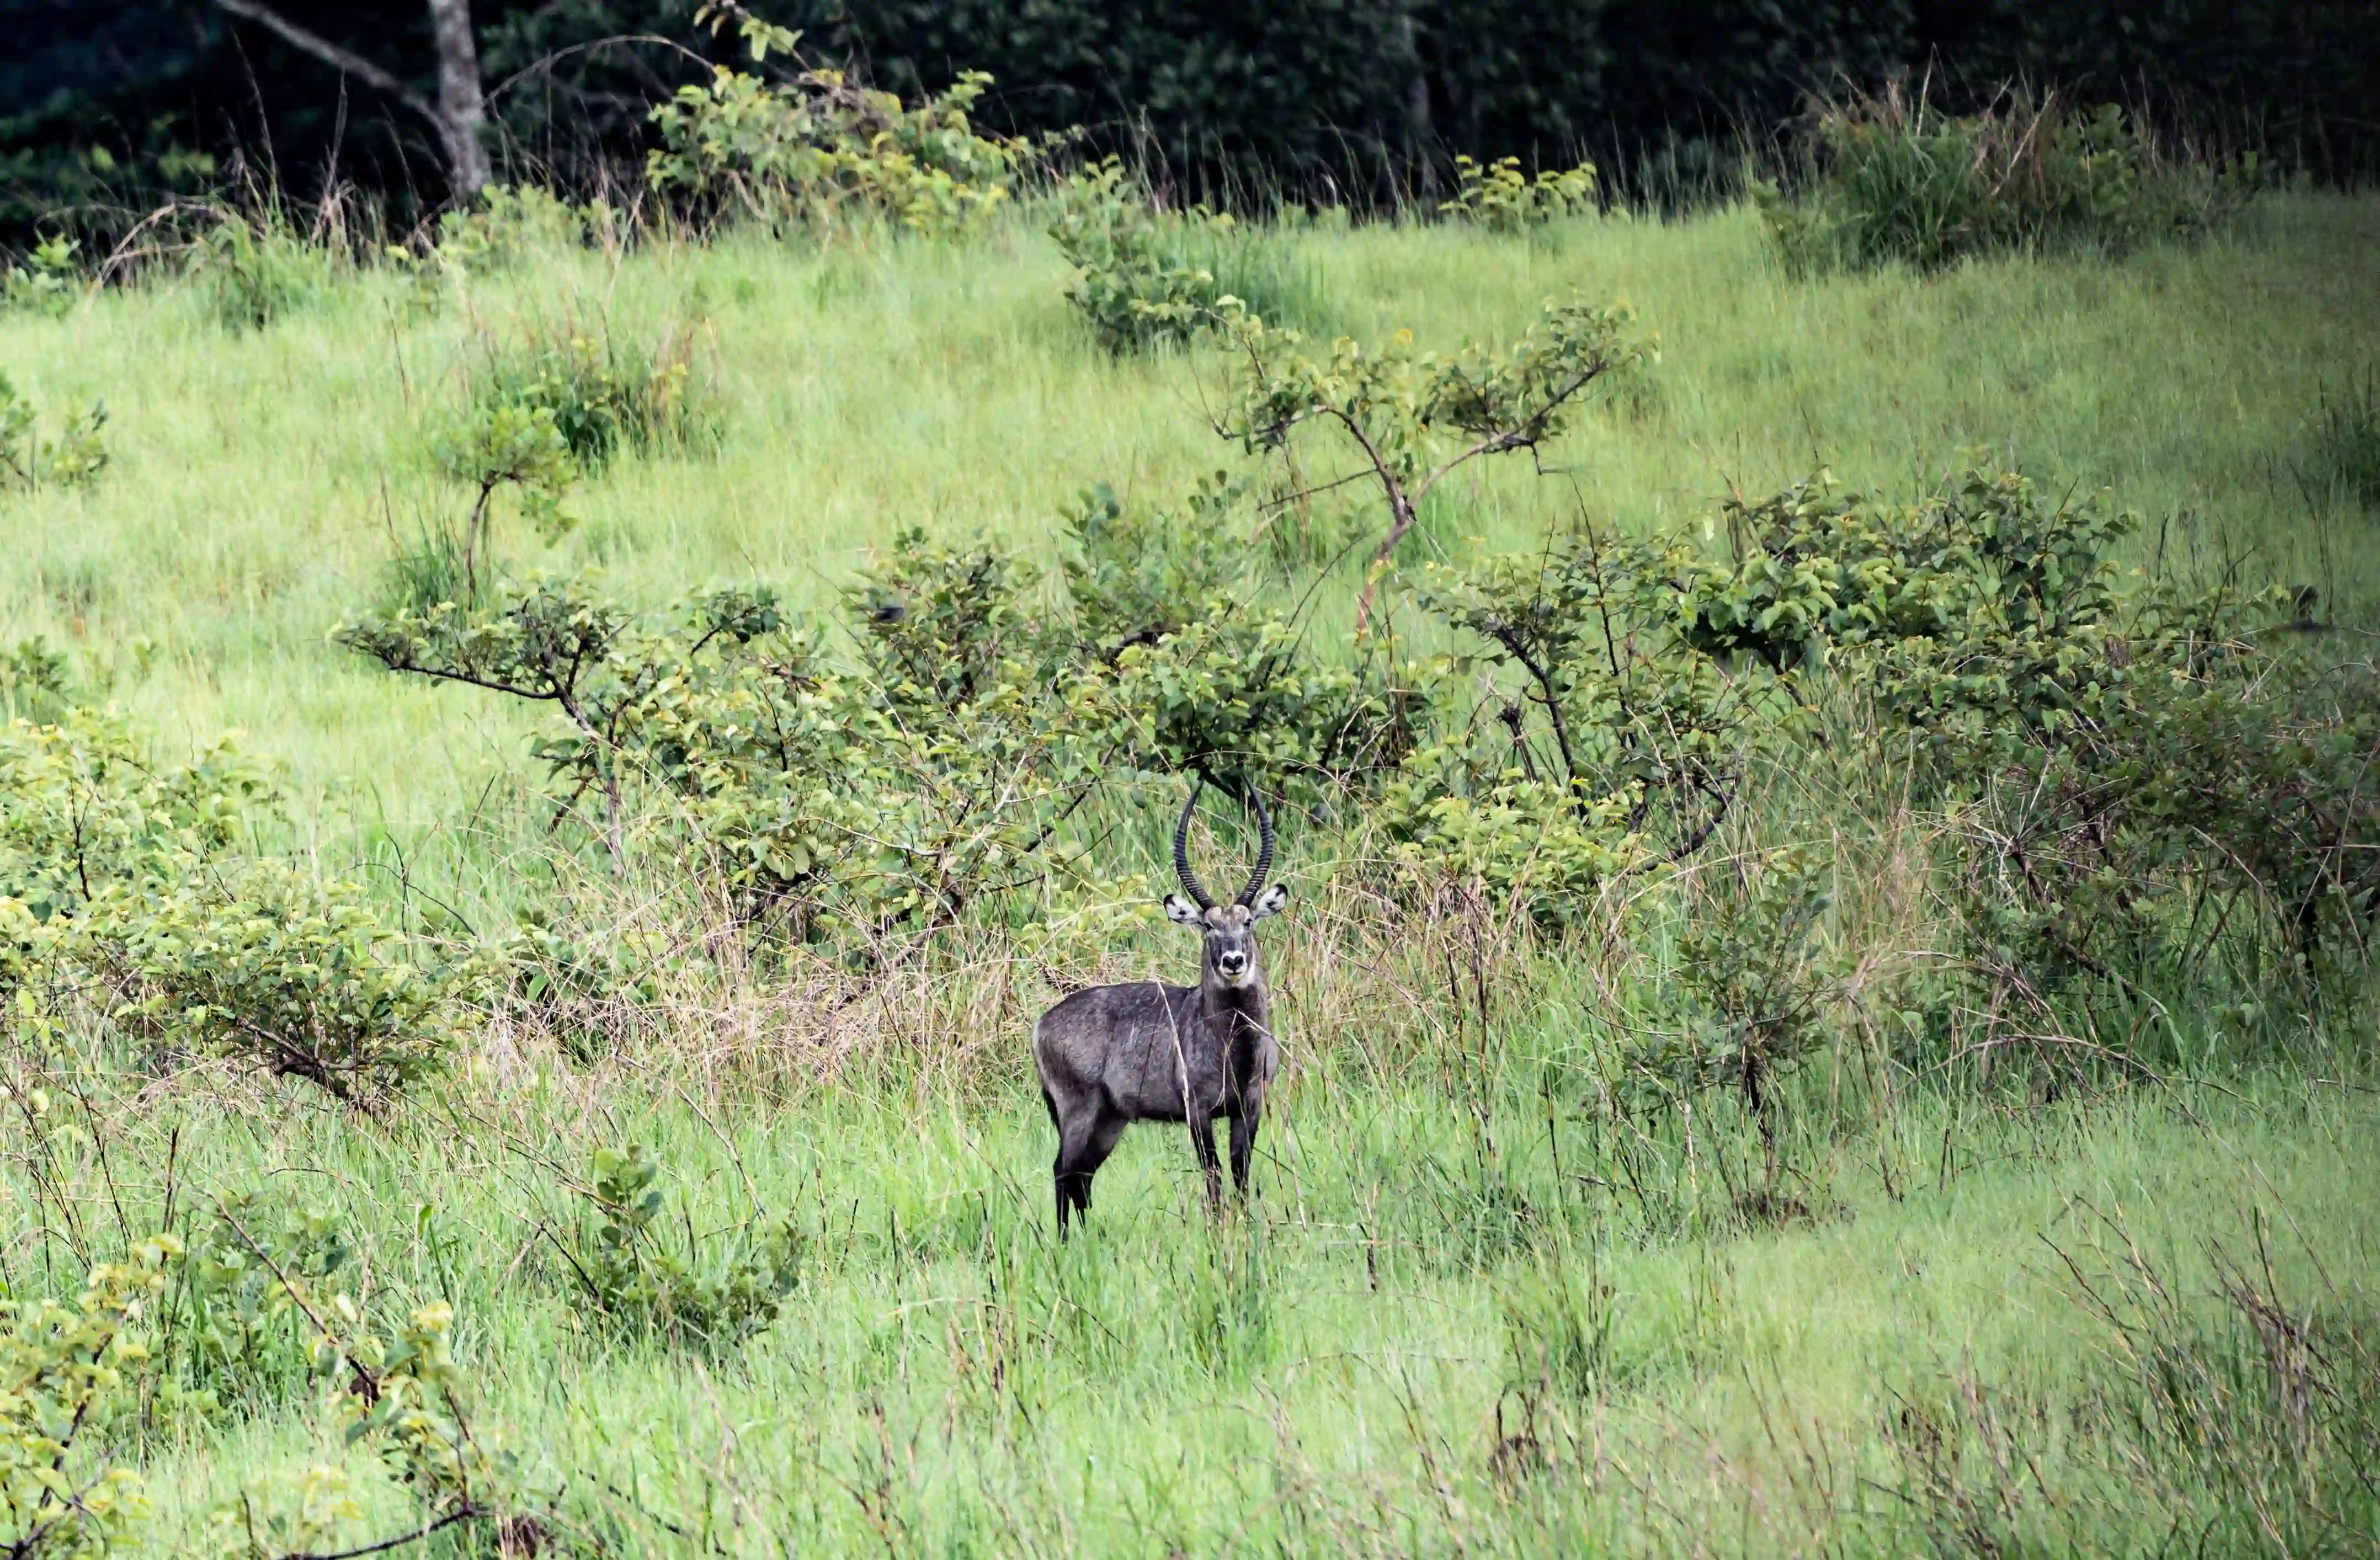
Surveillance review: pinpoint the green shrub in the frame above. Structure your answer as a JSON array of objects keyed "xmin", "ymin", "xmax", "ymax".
[
  {"xmin": 188, "ymin": 211, "xmax": 334, "ymax": 329},
  {"xmin": 0, "ymin": 373, "xmax": 107, "ymax": 492},
  {"xmin": 1671, "ymin": 467, "xmax": 2379, "ymax": 1001},
  {"xmin": 434, "ymin": 184, "xmax": 620, "ymax": 274},
  {"xmin": 1440, "ymin": 155, "xmax": 1597, "ymax": 233},
  {"xmin": 464, "ymin": 318, "xmax": 710, "ymax": 469},
  {"xmin": 557, "ymin": 1142, "xmax": 801, "ymax": 1351},
  {"xmin": 1050, "ymin": 159, "xmax": 1328, "ymax": 352},
  {"xmin": 200, "ymin": 1264, "xmax": 533, "ymax": 1556},
  {"xmin": 1761, "ymin": 86, "xmax": 2258, "ymax": 274},
  {"xmin": 162, "ymin": 1193, "xmax": 354, "ymax": 1414},
  {"xmin": 0, "ymin": 714, "xmax": 273, "ymax": 932},
  {"xmin": 414, "ymin": 400, "xmax": 579, "ymax": 611},
  {"xmin": 2, "ymin": 237, "xmax": 79, "ymax": 319},
  {"xmin": 1058, "ymin": 477, "xmax": 1246, "ymax": 657},
  {"xmin": 339, "ymin": 567, "xmax": 1113, "ymax": 939},
  {"xmin": 0, "ymin": 640, "xmax": 76, "ymax": 725},
  {"xmin": 1643, "ymin": 845, "xmax": 1836, "ymax": 1133},
  {"xmin": 648, "ymin": 46, "xmax": 1018, "ymax": 236},
  {"xmin": 1221, "ymin": 294, "xmax": 1649, "ymax": 631},
  {"xmin": 0, "ymin": 1236, "xmax": 181, "ymax": 1558},
  {"xmin": 73, "ymin": 861, "xmax": 481, "ymax": 1105}
]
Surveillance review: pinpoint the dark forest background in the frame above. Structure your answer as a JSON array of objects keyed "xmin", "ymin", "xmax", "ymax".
[{"xmin": 5, "ymin": 0, "xmax": 2375, "ymax": 243}]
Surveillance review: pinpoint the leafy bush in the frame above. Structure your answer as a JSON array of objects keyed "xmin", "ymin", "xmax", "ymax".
[
  {"xmin": 1762, "ymin": 85, "xmax": 2258, "ymax": 274},
  {"xmin": 434, "ymin": 185, "xmax": 620, "ymax": 274},
  {"xmin": 0, "ymin": 1236, "xmax": 181, "ymax": 1559},
  {"xmin": 463, "ymin": 319, "xmax": 710, "ymax": 469},
  {"xmin": 1666, "ymin": 467, "xmax": 2379, "ymax": 1002},
  {"xmin": 1221, "ymin": 294, "xmax": 1649, "ymax": 629},
  {"xmin": 1057, "ymin": 478, "xmax": 1245, "ymax": 658},
  {"xmin": 162, "ymin": 1193, "xmax": 355, "ymax": 1414},
  {"xmin": 648, "ymin": 30, "xmax": 1019, "ymax": 236},
  {"xmin": 188, "ymin": 210, "xmax": 334, "ymax": 329},
  {"xmin": 1410, "ymin": 526, "xmax": 1768, "ymax": 875},
  {"xmin": 1441, "ymin": 155, "xmax": 1596, "ymax": 233},
  {"xmin": 201, "ymin": 1259, "xmax": 534, "ymax": 1556},
  {"xmin": 1049, "ymin": 159, "xmax": 1329, "ymax": 352},
  {"xmin": 2, "ymin": 237, "xmax": 79, "ymax": 318},
  {"xmin": 0, "ymin": 713, "xmax": 272, "ymax": 932},
  {"xmin": 0, "ymin": 640, "xmax": 76, "ymax": 725},
  {"xmin": 556, "ymin": 1142, "xmax": 801, "ymax": 1351},
  {"xmin": 411, "ymin": 402, "xmax": 579, "ymax": 611},
  {"xmin": 0, "ymin": 373, "xmax": 107, "ymax": 492},
  {"xmin": 73, "ymin": 860, "xmax": 481, "ymax": 1105},
  {"xmin": 1644, "ymin": 846, "xmax": 1836, "ymax": 1136},
  {"xmin": 339, "ymin": 565, "xmax": 1113, "ymax": 941}
]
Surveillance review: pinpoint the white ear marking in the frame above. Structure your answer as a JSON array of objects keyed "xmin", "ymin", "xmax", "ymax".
[
  {"xmin": 1163, "ymin": 894, "xmax": 1207, "ymax": 926},
  {"xmin": 1250, "ymin": 883, "xmax": 1289, "ymax": 919}
]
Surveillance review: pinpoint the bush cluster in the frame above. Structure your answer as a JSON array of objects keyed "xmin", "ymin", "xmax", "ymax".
[
  {"xmin": 0, "ymin": 715, "xmax": 480, "ymax": 1106},
  {"xmin": 646, "ymin": 30, "xmax": 1021, "ymax": 237},
  {"xmin": 1050, "ymin": 159, "xmax": 1328, "ymax": 352},
  {"xmin": 1762, "ymin": 86, "xmax": 2259, "ymax": 274}
]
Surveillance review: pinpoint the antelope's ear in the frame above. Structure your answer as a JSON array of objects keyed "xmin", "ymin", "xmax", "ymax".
[
  {"xmin": 1163, "ymin": 894, "xmax": 1207, "ymax": 926},
  {"xmin": 1249, "ymin": 883, "xmax": 1289, "ymax": 919}
]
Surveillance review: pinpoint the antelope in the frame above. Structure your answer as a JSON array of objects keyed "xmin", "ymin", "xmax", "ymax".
[{"xmin": 1032, "ymin": 783, "xmax": 1287, "ymax": 1233}]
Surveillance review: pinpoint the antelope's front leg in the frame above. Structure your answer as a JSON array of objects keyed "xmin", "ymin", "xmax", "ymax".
[
  {"xmin": 1190, "ymin": 1117, "xmax": 1224, "ymax": 1211},
  {"xmin": 1228, "ymin": 1101, "xmax": 1260, "ymax": 1201}
]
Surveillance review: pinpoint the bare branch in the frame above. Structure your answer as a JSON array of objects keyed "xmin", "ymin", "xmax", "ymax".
[{"xmin": 211, "ymin": 0, "xmax": 438, "ymax": 123}]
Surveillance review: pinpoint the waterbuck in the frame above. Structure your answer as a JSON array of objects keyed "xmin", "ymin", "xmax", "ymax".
[{"xmin": 1032, "ymin": 784, "xmax": 1287, "ymax": 1233}]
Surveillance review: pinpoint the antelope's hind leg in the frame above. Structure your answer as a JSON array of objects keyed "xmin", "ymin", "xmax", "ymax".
[{"xmin": 1054, "ymin": 1109, "xmax": 1127, "ymax": 1234}]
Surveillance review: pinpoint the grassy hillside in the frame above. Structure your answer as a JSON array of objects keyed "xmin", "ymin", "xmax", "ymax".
[
  {"xmin": 0, "ymin": 189, "xmax": 2376, "ymax": 1557},
  {"xmin": 5, "ymin": 196, "xmax": 2373, "ymax": 843}
]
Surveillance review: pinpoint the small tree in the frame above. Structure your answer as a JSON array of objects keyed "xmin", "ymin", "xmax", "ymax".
[{"xmin": 1217, "ymin": 295, "xmax": 1649, "ymax": 633}]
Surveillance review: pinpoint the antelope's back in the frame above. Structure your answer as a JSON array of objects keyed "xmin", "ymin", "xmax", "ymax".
[{"xmin": 1034, "ymin": 979, "xmax": 1196, "ymax": 1117}]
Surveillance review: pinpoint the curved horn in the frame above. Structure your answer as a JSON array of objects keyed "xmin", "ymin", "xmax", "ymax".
[
  {"xmin": 1236, "ymin": 788, "xmax": 1275, "ymax": 906},
  {"xmin": 1173, "ymin": 780, "xmax": 1215, "ymax": 910}
]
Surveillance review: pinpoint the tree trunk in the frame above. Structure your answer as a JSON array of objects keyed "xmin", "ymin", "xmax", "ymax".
[{"xmin": 425, "ymin": 0, "xmax": 492, "ymax": 196}]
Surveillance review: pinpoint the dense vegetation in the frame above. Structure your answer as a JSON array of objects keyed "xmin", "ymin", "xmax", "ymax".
[
  {"xmin": 0, "ymin": 48, "xmax": 2376, "ymax": 1556},
  {"xmin": 5, "ymin": 0, "xmax": 2376, "ymax": 243}
]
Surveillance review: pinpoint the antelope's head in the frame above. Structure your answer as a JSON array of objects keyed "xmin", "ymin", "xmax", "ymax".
[{"xmin": 1163, "ymin": 781, "xmax": 1288, "ymax": 989}]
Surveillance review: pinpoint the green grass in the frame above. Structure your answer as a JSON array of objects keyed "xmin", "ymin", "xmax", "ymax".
[{"xmin": 3, "ymin": 193, "xmax": 2378, "ymax": 1554}]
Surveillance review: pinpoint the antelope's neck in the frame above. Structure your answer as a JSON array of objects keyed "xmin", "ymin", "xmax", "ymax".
[{"xmin": 1199, "ymin": 977, "xmax": 1266, "ymax": 1025}]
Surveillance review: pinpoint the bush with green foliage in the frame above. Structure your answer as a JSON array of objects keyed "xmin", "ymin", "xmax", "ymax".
[
  {"xmin": 199, "ymin": 1252, "xmax": 535, "ymax": 1557},
  {"xmin": 1440, "ymin": 155, "xmax": 1597, "ymax": 233},
  {"xmin": 0, "ymin": 1236, "xmax": 180, "ymax": 1559},
  {"xmin": 433, "ymin": 185, "xmax": 621, "ymax": 274},
  {"xmin": 338, "ymin": 558, "xmax": 1116, "ymax": 941},
  {"xmin": 1761, "ymin": 85, "xmax": 2259, "ymax": 274},
  {"xmin": 162, "ymin": 1193, "xmax": 355, "ymax": 1415},
  {"xmin": 187, "ymin": 210, "xmax": 334, "ymax": 329},
  {"xmin": 1056, "ymin": 478, "xmax": 1245, "ymax": 658},
  {"xmin": 2, "ymin": 238, "xmax": 78, "ymax": 318},
  {"xmin": 1, "ymin": 715, "xmax": 476, "ymax": 1105},
  {"xmin": 1220, "ymin": 294, "xmax": 1650, "ymax": 630},
  {"xmin": 555, "ymin": 1142, "xmax": 802, "ymax": 1351},
  {"xmin": 72, "ymin": 860, "xmax": 481, "ymax": 1104},
  {"xmin": 0, "ymin": 374, "xmax": 105, "ymax": 493},
  {"xmin": 463, "ymin": 320, "xmax": 708, "ymax": 470},
  {"xmin": 648, "ymin": 14, "xmax": 1019, "ymax": 237},
  {"xmin": 1661, "ymin": 467, "xmax": 2380, "ymax": 1003},
  {"xmin": 0, "ymin": 714, "xmax": 271, "ymax": 935},
  {"xmin": 1049, "ymin": 159, "xmax": 1327, "ymax": 352}
]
